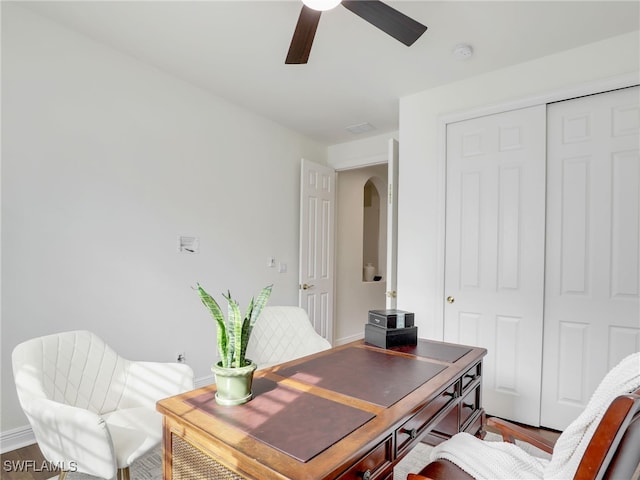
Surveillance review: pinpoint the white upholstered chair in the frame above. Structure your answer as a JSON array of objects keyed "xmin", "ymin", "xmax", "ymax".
[
  {"xmin": 12, "ymin": 330, "xmax": 194, "ymax": 480},
  {"xmin": 246, "ymin": 306, "xmax": 332, "ymax": 369}
]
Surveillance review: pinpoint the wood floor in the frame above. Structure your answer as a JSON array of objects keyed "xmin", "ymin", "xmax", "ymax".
[
  {"xmin": 2, "ymin": 422, "xmax": 561, "ymax": 480},
  {"xmin": 1, "ymin": 443, "xmax": 57, "ymax": 480}
]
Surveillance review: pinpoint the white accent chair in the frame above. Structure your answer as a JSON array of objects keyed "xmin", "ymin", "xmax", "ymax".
[
  {"xmin": 246, "ymin": 306, "xmax": 332, "ymax": 369},
  {"xmin": 12, "ymin": 330, "xmax": 194, "ymax": 480}
]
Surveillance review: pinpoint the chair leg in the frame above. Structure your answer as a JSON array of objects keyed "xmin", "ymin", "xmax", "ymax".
[
  {"xmin": 58, "ymin": 471, "xmax": 68, "ymax": 480},
  {"xmin": 117, "ymin": 467, "xmax": 131, "ymax": 480}
]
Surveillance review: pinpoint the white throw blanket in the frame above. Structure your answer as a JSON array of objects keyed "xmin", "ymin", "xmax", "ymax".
[{"xmin": 430, "ymin": 352, "xmax": 640, "ymax": 480}]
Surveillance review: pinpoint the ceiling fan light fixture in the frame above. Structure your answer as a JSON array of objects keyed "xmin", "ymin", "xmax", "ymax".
[
  {"xmin": 287, "ymin": 0, "xmax": 427, "ymax": 64},
  {"xmin": 302, "ymin": 0, "xmax": 342, "ymax": 12}
]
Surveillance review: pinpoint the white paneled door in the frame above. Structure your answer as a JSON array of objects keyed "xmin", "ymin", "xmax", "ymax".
[
  {"xmin": 444, "ymin": 105, "xmax": 547, "ymax": 426},
  {"xmin": 299, "ymin": 158, "xmax": 336, "ymax": 344},
  {"xmin": 541, "ymin": 87, "xmax": 640, "ymax": 430}
]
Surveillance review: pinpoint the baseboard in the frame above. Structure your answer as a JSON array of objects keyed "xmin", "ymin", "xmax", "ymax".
[
  {"xmin": 334, "ymin": 332, "xmax": 364, "ymax": 346},
  {"xmin": 195, "ymin": 373, "xmax": 214, "ymax": 388},
  {"xmin": 0, "ymin": 425, "xmax": 36, "ymax": 453}
]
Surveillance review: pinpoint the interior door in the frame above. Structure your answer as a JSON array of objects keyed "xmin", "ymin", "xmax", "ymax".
[
  {"xmin": 541, "ymin": 86, "xmax": 640, "ymax": 430},
  {"xmin": 444, "ymin": 105, "xmax": 546, "ymax": 426},
  {"xmin": 386, "ymin": 139, "xmax": 399, "ymax": 309},
  {"xmin": 299, "ymin": 158, "xmax": 336, "ymax": 343}
]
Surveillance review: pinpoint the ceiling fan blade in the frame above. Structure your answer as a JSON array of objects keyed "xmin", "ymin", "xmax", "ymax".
[
  {"xmin": 286, "ymin": 6, "xmax": 322, "ymax": 64},
  {"xmin": 341, "ymin": 0, "xmax": 427, "ymax": 46}
]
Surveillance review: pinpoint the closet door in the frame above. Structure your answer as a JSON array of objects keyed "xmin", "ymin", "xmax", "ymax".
[
  {"xmin": 542, "ymin": 86, "xmax": 640, "ymax": 430},
  {"xmin": 444, "ymin": 105, "xmax": 546, "ymax": 426}
]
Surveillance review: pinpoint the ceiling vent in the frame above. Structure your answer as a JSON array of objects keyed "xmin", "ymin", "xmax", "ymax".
[{"xmin": 346, "ymin": 122, "xmax": 376, "ymax": 135}]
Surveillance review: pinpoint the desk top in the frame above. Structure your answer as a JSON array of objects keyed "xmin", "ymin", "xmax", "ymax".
[
  {"xmin": 157, "ymin": 339, "xmax": 486, "ymax": 480},
  {"xmin": 275, "ymin": 346, "xmax": 449, "ymax": 408},
  {"xmin": 184, "ymin": 377, "xmax": 376, "ymax": 462}
]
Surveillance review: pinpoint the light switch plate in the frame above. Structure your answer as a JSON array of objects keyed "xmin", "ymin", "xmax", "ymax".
[{"xmin": 178, "ymin": 236, "xmax": 199, "ymax": 254}]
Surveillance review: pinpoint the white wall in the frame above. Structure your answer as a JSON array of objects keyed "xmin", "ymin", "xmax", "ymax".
[
  {"xmin": 327, "ymin": 131, "xmax": 398, "ymax": 170},
  {"xmin": 397, "ymin": 31, "xmax": 640, "ymax": 341},
  {"xmin": 1, "ymin": 4, "xmax": 326, "ymax": 434}
]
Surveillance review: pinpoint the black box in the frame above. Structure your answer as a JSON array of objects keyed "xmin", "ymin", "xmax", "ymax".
[
  {"xmin": 364, "ymin": 323, "xmax": 418, "ymax": 349},
  {"xmin": 368, "ymin": 309, "xmax": 415, "ymax": 329}
]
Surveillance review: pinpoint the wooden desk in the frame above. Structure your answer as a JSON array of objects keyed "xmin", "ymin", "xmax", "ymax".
[{"xmin": 157, "ymin": 339, "xmax": 486, "ymax": 480}]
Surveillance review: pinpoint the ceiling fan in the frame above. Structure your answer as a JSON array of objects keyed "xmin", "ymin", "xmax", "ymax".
[{"xmin": 286, "ymin": 0, "xmax": 428, "ymax": 64}]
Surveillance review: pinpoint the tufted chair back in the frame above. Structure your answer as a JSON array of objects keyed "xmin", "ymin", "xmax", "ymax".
[
  {"xmin": 246, "ymin": 306, "xmax": 331, "ymax": 369},
  {"xmin": 14, "ymin": 330, "xmax": 128, "ymax": 414}
]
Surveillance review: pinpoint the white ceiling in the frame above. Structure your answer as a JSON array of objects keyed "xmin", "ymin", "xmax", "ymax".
[{"xmin": 18, "ymin": 1, "xmax": 640, "ymax": 145}]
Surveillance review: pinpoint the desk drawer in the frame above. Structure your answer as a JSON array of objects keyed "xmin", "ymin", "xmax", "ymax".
[
  {"xmin": 396, "ymin": 382, "xmax": 457, "ymax": 453},
  {"xmin": 459, "ymin": 385, "xmax": 481, "ymax": 428},
  {"xmin": 461, "ymin": 362, "xmax": 481, "ymax": 393},
  {"xmin": 462, "ymin": 409, "xmax": 484, "ymax": 438},
  {"xmin": 338, "ymin": 436, "xmax": 392, "ymax": 480},
  {"xmin": 431, "ymin": 404, "xmax": 459, "ymax": 438}
]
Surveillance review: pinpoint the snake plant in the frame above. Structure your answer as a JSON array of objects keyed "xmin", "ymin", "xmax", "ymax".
[{"xmin": 197, "ymin": 284, "xmax": 272, "ymax": 368}]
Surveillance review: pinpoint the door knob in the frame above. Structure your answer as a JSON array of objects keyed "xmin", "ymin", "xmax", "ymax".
[
  {"xmin": 301, "ymin": 283, "xmax": 315, "ymax": 290},
  {"xmin": 446, "ymin": 296, "xmax": 455, "ymax": 304}
]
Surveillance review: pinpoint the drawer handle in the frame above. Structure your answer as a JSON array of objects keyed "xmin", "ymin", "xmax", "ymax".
[
  {"xmin": 360, "ymin": 469, "xmax": 372, "ymax": 480},
  {"xmin": 464, "ymin": 373, "xmax": 477, "ymax": 382},
  {"xmin": 443, "ymin": 390, "xmax": 455, "ymax": 398},
  {"xmin": 403, "ymin": 427, "xmax": 418, "ymax": 439},
  {"xmin": 462, "ymin": 402, "xmax": 475, "ymax": 410}
]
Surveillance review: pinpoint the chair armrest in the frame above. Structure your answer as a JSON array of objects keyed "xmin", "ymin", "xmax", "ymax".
[
  {"xmin": 574, "ymin": 393, "xmax": 640, "ymax": 479},
  {"xmin": 22, "ymin": 397, "xmax": 116, "ymax": 478},
  {"xmin": 407, "ymin": 475, "xmax": 433, "ymax": 480},
  {"xmin": 120, "ymin": 361, "xmax": 194, "ymax": 409},
  {"xmin": 487, "ymin": 417, "xmax": 555, "ymax": 454}
]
